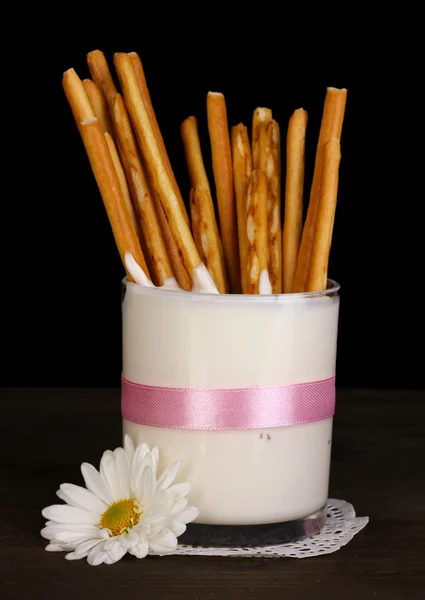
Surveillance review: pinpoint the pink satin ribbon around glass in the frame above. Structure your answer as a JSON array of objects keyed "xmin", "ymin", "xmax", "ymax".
[{"xmin": 121, "ymin": 375, "xmax": 336, "ymax": 430}]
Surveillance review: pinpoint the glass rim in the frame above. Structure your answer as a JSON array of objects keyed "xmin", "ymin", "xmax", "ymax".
[{"xmin": 122, "ymin": 277, "xmax": 340, "ymax": 302}]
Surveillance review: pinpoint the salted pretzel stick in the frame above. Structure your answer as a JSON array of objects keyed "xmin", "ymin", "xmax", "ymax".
[
  {"xmin": 111, "ymin": 94, "xmax": 175, "ymax": 286},
  {"xmin": 293, "ymin": 87, "xmax": 347, "ymax": 292},
  {"xmin": 306, "ymin": 139, "xmax": 341, "ymax": 291},
  {"xmin": 181, "ymin": 117, "xmax": 228, "ymax": 293},
  {"xmin": 258, "ymin": 119, "xmax": 282, "ymax": 293},
  {"xmin": 62, "ymin": 68, "xmax": 149, "ymax": 281},
  {"xmin": 114, "ymin": 53, "xmax": 211, "ymax": 289},
  {"xmin": 231, "ymin": 124, "xmax": 252, "ymax": 293},
  {"xmin": 128, "ymin": 51, "xmax": 189, "ymax": 226},
  {"xmin": 207, "ymin": 92, "xmax": 241, "ymax": 293},
  {"xmin": 252, "ymin": 107, "xmax": 272, "ymax": 170},
  {"xmin": 282, "ymin": 109, "xmax": 308, "ymax": 293},
  {"xmin": 246, "ymin": 170, "xmax": 269, "ymax": 294},
  {"xmin": 87, "ymin": 50, "xmax": 118, "ymax": 107},
  {"xmin": 104, "ymin": 131, "xmax": 142, "ymax": 241},
  {"xmin": 82, "ymin": 79, "xmax": 114, "ymax": 136}
]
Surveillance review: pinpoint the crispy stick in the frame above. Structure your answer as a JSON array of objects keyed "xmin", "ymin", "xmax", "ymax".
[
  {"xmin": 306, "ymin": 139, "xmax": 341, "ymax": 291},
  {"xmin": 128, "ymin": 51, "xmax": 189, "ymax": 226},
  {"xmin": 207, "ymin": 92, "xmax": 241, "ymax": 293},
  {"xmin": 127, "ymin": 51, "xmax": 191, "ymax": 290},
  {"xmin": 246, "ymin": 170, "xmax": 269, "ymax": 294},
  {"xmin": 111, "ymin": 94, "xmax": 176, "ymax": 286},
  {"xmin": 189, "ymin": 188, "xmax": 203, "ymax": 263},
  {"xmin": 86, "ymin": 50, "xmax": 118, "ymax": 107},
  {"xmin": 231, "ymin": 124, "xmax": 252, "ymax": 293},
  {"xmin": 181, "ymin": 116, "xmax": 211, "ymax": 190},
  {"xmin": 282, "ymin": 108, "xmax": 308, "ymax": 293},
  {"xmin": 189, "ymin": 186, "xmax": 228, "ymax": 293},
  {"xmin": 258, "ymin": 119, "xmax": 282, "ymax": 293},
  {"xmin": 113, "ymin": 53, "xmax": 208, "ymax": 286},
  {"xmin": 181, "ymin": 116, "xmax": 228, "ymax": 292},
  {"xmin": 62, "ymin": 68, "xmax": 149, "ymax": 281},
  {"xmin": 293, "ymin": 87, "xmax": 347, "ymax": 292},
  {"xmin": 104, "ymin": 131, "xmax": 142, "ymax": 241},
  {"xmin": 82, "ymin": 79, "xmax": 114, "ymax": 136},
  {"xmin": 252, "ymin": 107, "xmax": 272, "ymax": 170}
]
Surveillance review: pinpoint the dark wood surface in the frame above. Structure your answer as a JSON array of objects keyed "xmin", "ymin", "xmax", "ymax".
[{"xmin": 1, "ymin": 387, "xmax": 424, "ymax": 599}]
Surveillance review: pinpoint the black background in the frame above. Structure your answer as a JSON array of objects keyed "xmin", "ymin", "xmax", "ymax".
[{"xmin": 4, "ymin": 15, "xmax": 422, "ymax": 390}]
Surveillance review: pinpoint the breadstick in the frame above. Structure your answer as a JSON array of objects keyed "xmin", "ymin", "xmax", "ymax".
[
  {"xmin": 207, "ymin": 92, "xmax": 241, "ymax": 293},
  {"xmin": 86, "ymin": 50, "xmax": 118, "ymax": 106},
  {"xmin": 293, "ymin": 87, "xmax": 347, "ymax": 292},
  {"xmin": 82, "ymin": 79, "xmax": 114, "ymax": 136},
  {"xmin": 306, "ymin": 139, "xmax": 341, "ymax": 292},
  {"xmin": 111, "ymin": 94, "xmax": 175, "ymax": 286},
  {"xmin": 62, "ymin": 68, "xmax": 149, "ymax": 282},
  {"xmin": 258, "ymin": 119, "xmax": 282, "ymax": 293},
  {"xmin": 282, "ymin": 109, "xmax": 308, "ymax": 293},
  {"xmin": 189, "ymin": 187, "xmax": 203, "ymax": 262},
  {"xmin": 113, "ymin": 53, "xmax": 205, "ymax": 282},
  {"xmin": 154, "ymin": 196, "xmax": 192, "ymax": 290},
  {"xmin": 188, "ymin": 186, "xmax": 228, "ymax": 293},
  {"xmin": 181, "ymin": 116, "xmax": 211, "ymax": 190},
  {"xmin": 128, "ymin": 51, "xmax": 189, "ymax": 226},
  {"xmin": 104, "ymin": 130, "xmax": 142, "ymax": 242},
  {"xmin": 231, "ymin": 124, "xmax": 252, "ymax": 293},
  {"xmin": 181, "ymin": 117, "xmax": 228, "ymax": 292},
  {"xmin": 246, "ymin": 170, "xmax": 269, "ymax": 294},
  {"xmin": 252, "ymin": 107, "xmax": 272, "ymax": 170},
  {"xmin": 126, "ymin": 51, "xmax": 191, "ymax": 289}
]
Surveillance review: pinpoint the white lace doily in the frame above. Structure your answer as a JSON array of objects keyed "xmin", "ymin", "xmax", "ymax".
[{"xmin": 172, "ymin": 499, "xmax": 368, "ymax": 558}]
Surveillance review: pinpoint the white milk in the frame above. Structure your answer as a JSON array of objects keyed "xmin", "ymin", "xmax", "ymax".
[{"xmin": 122, "ymin": 283, "xmax": 340, "ymax": 525}]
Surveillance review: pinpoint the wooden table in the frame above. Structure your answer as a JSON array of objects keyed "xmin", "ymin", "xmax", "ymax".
[{"xmin": 1, "ymin": 388, "xmax": 424, "ymax": 599}]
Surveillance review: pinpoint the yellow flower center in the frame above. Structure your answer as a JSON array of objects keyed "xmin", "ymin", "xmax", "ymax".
[{"xmin": 99, "ymin": 499, "xmax": 142, "ymax": 537}]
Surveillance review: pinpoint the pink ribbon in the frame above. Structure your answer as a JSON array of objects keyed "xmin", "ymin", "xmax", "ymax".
[{"xmin": 121, "ymin": 375, "xmax": 336, "ymax": 430}]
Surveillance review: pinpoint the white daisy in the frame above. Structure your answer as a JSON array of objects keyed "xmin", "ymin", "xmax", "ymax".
[{"xmin": 41, "ymin": 435, "xmax": 199, "ymax": 565}]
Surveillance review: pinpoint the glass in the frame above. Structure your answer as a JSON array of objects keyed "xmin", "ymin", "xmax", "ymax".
[{"xmin": 121, "ymin": 280, "xmax": 340, "ymax": 546}]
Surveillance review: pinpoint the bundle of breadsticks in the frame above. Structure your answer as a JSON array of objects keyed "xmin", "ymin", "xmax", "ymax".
[{"xmin": 63, "ymin": 49, "xmax": 347, "ymax": 295}]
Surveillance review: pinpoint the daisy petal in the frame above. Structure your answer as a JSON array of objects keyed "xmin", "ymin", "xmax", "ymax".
[
  {"xmin": 175, "ymin": 506, "xmax": 200, "ymax": 524},
  {"xmin": 65, "ymin": 551, "xmax": 82, "ymax": 560},
  {"xmin": 168, "ymin": 519, "xmax": 187, "ymax": 537},
  {"xmin": 54, "ymin": 529, "xmax": 101, "ymax": 545},
  {"xmin": 151, "ymin": 447, "xmax": 159, "ymax": 475},
  {"xmin": 124, "ymin": 434, "xmax": 135, "ymax": 459},
  {"xmin": 73, "ymin": 538, "xmax": 104, "ymax": 558},
  {"xmin": 47, "ymin": 542, "xmax": 75, "ymax": 552},
  {"xmin": 169, "ymin": 498, "xmax": 188, "ymax": 517},
  {"xmin": 87, "ymin": 543, "xmax": 108, "ymax": 566},
  {"xmin": 167, "ymin": 483, "xmax": 191, "ymax": 498},
  {"xmin": 130, "ymin": 541, "xmax": 148, "ymax": 559},
  {"xmin": 114, "ymin": 448, "xmax": 131, "ymax": 498},
  {"xmin": 148, "ymin": 528, "xmax": 178, "ymax": 555},
  {"xmin": 156, "ymin": 460, "xmax": 181, "ymax": 491},
  {"xmin": 100, "ymin": 453, "xmax": 124, "ymax": 499},
  {"xmin": 130, "ymin": 444, "xmax": 151, "ymax": 492},
  {"xmin": 57, "ymin": 483, "xmax": 107, "ymax": 514},
  {"xmin": 81, "ymin": 463, "xmax": 114, "ymax": 505},
  {"xmin": 106, "ymin": 544, "xmax": 127, "ymax": 564},
  {"xmin": 42, "ymin": 505, "xmax": 99, "ymax": 525},
  {"xmin": 41, "ymin": 523, "xmax": 101, "ymax": 540},
  {"xmin": 137, "ymin": 465, "xmax": 156, "ymax": 505},
  {"xmin": 46, "ymin": 544, "xmax": 65, "ymax": 552}
]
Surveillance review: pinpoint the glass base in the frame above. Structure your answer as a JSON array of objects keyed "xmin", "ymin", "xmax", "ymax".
[{"xmin": 179, "ymin": 506, "xmax": 327, "ymax": 548}]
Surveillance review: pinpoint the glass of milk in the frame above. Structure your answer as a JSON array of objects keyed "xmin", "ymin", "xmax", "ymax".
[{"xmin": 122, "ymin": 280, "xmax": 340, "ymax": 546}]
